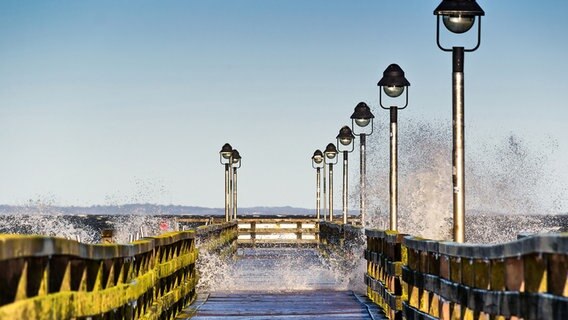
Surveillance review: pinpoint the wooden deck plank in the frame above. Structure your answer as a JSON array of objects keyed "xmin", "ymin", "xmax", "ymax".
[
  {"xmin": 178, "ymin": 248, "xmax": 387, "ymax": 319},
  {"xmin": 182, "ymin": 290, "xmax": 386, "ymax": 319}
]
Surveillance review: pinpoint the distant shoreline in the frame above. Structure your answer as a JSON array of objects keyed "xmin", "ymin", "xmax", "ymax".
[
  {"xmin": 0, "ymin": 204, "xmax": 566, "ymax": 216},
  {"xmin": 0, "ymin": 204, "xmax": 316, "ymax": 216}
]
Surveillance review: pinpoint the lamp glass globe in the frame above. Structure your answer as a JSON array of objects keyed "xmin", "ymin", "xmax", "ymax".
[
  {"xmin": 442, "ymin": 15, "xmax": 475, "ymax": 34},
  {"xmin": 355, "ymin": 118, "xmax": 370, "ymax": 127},
  {"xmin": 383, "ymin": 85, "xmax": 404, "ymax": 98},
  {"xmin": 339, "ymin": 137, "xmax": 352, "ymax": 146}
]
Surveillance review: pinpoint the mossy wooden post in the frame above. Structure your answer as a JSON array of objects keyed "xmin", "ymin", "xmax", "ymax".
[
  {"xmin": 101, "ymin": 229, "xmax": 114, "ymax": 244},
  {"xmin": 364, "ymin": 229, "xmax": 405, "ymax": 320},
  {"xmin": 399, "ymin": 233, "xmax": 568, "ymax": 320},
  {"xmin": 0, "ymin": 229, "xmax": 199, "ymax": 319}
]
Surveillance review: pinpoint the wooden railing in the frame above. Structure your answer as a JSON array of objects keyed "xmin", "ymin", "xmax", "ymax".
[
  {"xmin": 236, "ymin": 218, "xmax": 319, "ymax": 246},
  {"xmin": 365, "ymin": 229, "xmax": 406, "ymax": 320},
  {"xmin": 365, "ymin": 229, "xmax": 568, "ymax": 320},
  {"xmin": 319, "ymin": 221, "xmax": 364, "ymax": 249},
  {"xmin": 0, "ymin": 221, "xmax": 237, "ymax": 320},
  {"xmin": 196, "ymin": 221, "xmax": 238, "ymax": 256}
]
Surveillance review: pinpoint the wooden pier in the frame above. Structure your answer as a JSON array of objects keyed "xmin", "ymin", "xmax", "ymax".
[
  {"xmin": 181, "ymin": 291, "xmax": 385, "ymax": 319},
  {"xmin": 0, "ymin": 218, "xmax": 567, "ymax": 319},
  {"xmin": 236, "ymin": 218, "xmax": 319, "ymax": 247}
]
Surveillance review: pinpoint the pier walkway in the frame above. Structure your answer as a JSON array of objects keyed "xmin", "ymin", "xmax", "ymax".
[
  {"xmin": 178, "ymin": 246, "xmax": 385, "ymax": 319},
  {"xmin": 183, "ymin": 291, "xmax": 383, "ymax": 320},
  {"xmin": 0, "ymin": 217, "xmax": 567, "ymax": 319}
]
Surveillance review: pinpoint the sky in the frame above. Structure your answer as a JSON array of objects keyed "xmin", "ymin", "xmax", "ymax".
[{"xmin": 0, "ymin": 1, "xmax": 567, "ymax": 210}]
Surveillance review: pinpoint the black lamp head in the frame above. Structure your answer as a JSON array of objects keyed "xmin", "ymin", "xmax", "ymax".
[
  {"xmin": 312, "ymin": 149, "xmax": 324, "ymax": 168},
  {"xmin": 336, "ymin": 126, "xmax": 354, "ymax": 142},
  {"xmin": 434, "ymin": 0, "xmax": 485, "ymax": 51},
  {"xmin": 434, "ymin": 0, "xmax": 485, "ymax": 17},
  {"xmin": 312, "ymin": 149, "xmax": 324, "ymax": 163},
  {"xmin": 231, "ymin": 149, "xmax": 241, "ymax": 161},
  {"xmin": 231, "ymin": 149, "xmax": 241, "ymax": 168},
  {"xmin": 219, "ymin": 143, "xmax": 233, "ymax": 164},
  {"xmin": 350, "ymin": 102, "xmax": 375, "ymax": 128},
  {"xmin": 336, "ymin": 126, "xmax": 355, "ymax": 153},
  {"xmin": 324, "ymin": 143, "xmax": 339, "ymax": 164},
  {"xmin": 377, "ymin": 64, "xmax": 411, "ymax": 88},
  {"xmin": 377, "ymin": 64, "xmax": 410, "ymax": 109}
]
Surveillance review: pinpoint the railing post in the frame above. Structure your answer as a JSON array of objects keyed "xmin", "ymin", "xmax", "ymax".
[
  {"xmin": 101, "ymin": 229, "xmax": 114, "ymax": 243},
  {"xmin": 364, "ymin": 230, "xmax": 405, "ymax": 320},
  {"xmin": 251, "ymin": 221, "xmax": 256, "ymax": 248},
  {"xmin": 0, "ymin": 229, "xmax": 201, "ymax": 319},
  {"xmin": 399, "ymin": 233, "xmax": 568, "ymax": 319}
]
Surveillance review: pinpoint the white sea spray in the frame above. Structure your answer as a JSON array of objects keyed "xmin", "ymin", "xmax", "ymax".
[{"xmin": 362, "ymin": 117, "xmax": 565, "ymax": 242}]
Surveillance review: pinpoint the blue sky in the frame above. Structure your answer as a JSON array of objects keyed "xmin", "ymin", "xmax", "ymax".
[{"xmin": 0, "ymin": 1, "xmax": 566, "ymax": 210}]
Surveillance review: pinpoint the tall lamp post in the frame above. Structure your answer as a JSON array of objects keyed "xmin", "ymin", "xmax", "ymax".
[
  {"xmin": 231, "ymin": 149, "xmax": 241, "ymax": 220},
  {"xmin": 336, "ymin": 126, "xmax": 355, "ymax": 224},
  {"xmin": 377, "ymin": 64, "xmax": 410, "ymax": 231},
  {"xmin": 312, "ymin": 150, "xmax": 324, "ymax": 220},
  {"xmin": 434, "ymin": 0, "xmax": 484, "ymax": 243},
  {"xmin": 350, "ymin": 102, "xmax": 374, "ymax": 226},
  {"xmin": 324, "ymin": 143, "xmax": 338, "ymax": 222},
  {"xmin": 322, "ymin": 151, "xmax": 327, "ymax": 221},
  {"xmin": 219, "ymin": 143, "xmax": 233, "ymax": 222}
]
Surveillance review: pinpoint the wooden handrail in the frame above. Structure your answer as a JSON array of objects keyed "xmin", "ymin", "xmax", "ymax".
[
  {"xmin": 237, "ymin": 219, "xmax": 319, "ymax": 247},
  {"xmin": 365, "ymin": 229, "xmax": 568, "ymax": 319},
  {"xmin": 0, "ymin": 221, "xmax": 237, "ymax": 319}
]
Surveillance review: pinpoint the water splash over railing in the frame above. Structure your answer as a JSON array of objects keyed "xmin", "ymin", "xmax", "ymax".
[
  {"xmin": 0, "ymin": 221, "xmax": 237, "ymax": 319},
  {"xmin": 363, "ymin": 118, "xmax": 566, "ymax": 242}
]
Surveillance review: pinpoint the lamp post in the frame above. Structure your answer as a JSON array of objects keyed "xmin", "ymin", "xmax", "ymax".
[
  {"xmin": 350, "ymin": 102, "xmax": 374, "ymax": 226},
  {"xmin": 377, "ymin": 64, "xmax": 410, "ymax": 231},
  {"xmin": 312, "ymin": 150, "xmax": 324, "ymax": 220},
  {"xmin": 434, "ymin": 0, "xmax": 484, "ymax": 243},
  {"xmin": 336, "ymin": 126, "xmax": 355, "ymax": 224},
  {"xmin": 231, "ymin": 149, "xmax": 241, "ymax": 220},
  {"xmin": 324, "ymin": 143, "xmax": 338, "ymax": 222},
  {"xmin": 323, "ymin": 153, "xmax": 327, "ymax": 221},
  {"xmin": 219, "ymin": 143, "xmax": 233, "ymax": 222}
]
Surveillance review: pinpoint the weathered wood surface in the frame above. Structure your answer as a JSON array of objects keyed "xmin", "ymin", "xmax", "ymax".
[
  {"xmin": 0, "ymin": 222, "xmax": 239, "ymax": 319},
  {"xmin": 237, "ymin": 218, "xmax": 319, "ymax": 247},
  {"xmin": 207, "ymin": 248, "xmax": 346, "ymax": 291},
  {"xmin": 181, "ymin": 291, "xmax": 386, "ymax": 319},
  {"xmin": 365, "ymin": 228, "xmax": 568, "ymax": 319},
  {"xmin": 178, "ymin": 246, "xmax": 382, "ymax": 319}
]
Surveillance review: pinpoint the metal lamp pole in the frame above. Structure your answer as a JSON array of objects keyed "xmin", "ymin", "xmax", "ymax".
[
  {"xmin": 323, "ymin": 163, "xmax": 327, "ymax": 221},
  {"xmin": 231, "ymin": 149, "xmax": 241, "ymax": 220},
  {"xmin": 324, "ymin": 143, "xmax": 338, "ymax": 222},
  {"xmin": 219, "ymin": 143, "xmax": 233, "ymax": 222},
  {"xmin": 351, "ymin": 102, "xmax": 374, "ymax": 226},
  {"xmin": 337, "ymin": 126, "xmax": 355, "ymax": 224},
  {"xmin": 434, "ymin": 0, "xmax": 484, "ymax": 243},
  {"xmin": 312, "ymin": 150, "xmax": 324, "ymax": 220},
  {"xmin": 377, "ymin": 64, "xmax": 411, "ymax": 231}
]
